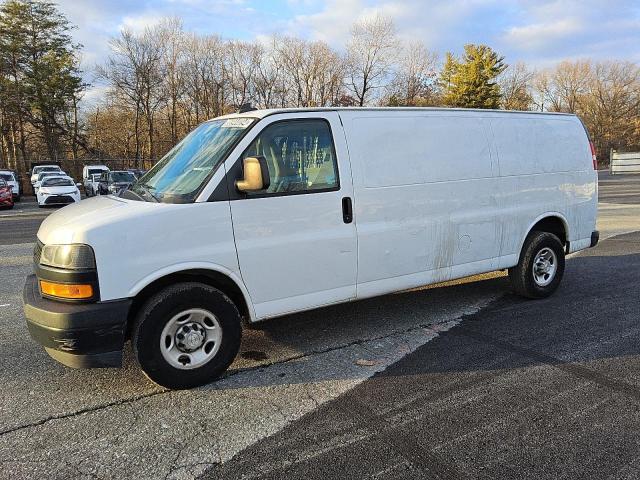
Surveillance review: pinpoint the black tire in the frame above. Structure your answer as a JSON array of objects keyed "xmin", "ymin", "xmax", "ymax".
[
  {"xmin": 509, "ymin": 231, "xmax": 565, "ymax": 299},
  {"xmin": 14, "ymin": 195, "xmax": 20, "ymax": 202},
  {"xmin": 132, "ymin": 282, "xmax": 242, "ymax": 389}
]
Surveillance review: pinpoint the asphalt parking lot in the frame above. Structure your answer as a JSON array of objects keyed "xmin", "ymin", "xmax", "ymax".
[{"xmin": 1, "ymin": 172, "xmax": 640, "ymax": 479}]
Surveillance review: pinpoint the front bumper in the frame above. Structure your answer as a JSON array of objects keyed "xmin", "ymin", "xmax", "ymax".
[
  {"xmin": 23, "ymin": 274, "xmax": 131, "ymax": 368},
  {"xmin": 41, "ymin": 194, "xmax": 79, "ymax": 205}
]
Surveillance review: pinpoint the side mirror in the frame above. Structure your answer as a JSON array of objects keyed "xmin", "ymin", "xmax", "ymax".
[
  {"xmin": 235, "ymin": 156, "xmax": 270, "ymax": 192},
  {"xmin": 76, "ymin": 183, "xmax": 82, "ymax": 188}
]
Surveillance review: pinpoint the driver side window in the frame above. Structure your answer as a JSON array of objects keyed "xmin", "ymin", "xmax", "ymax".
[{"xmin": 242, "ymin": 119, "xmax": 339, "ymax": 195}]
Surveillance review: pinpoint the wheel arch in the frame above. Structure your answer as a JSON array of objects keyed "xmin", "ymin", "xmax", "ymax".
[
  {"xmin": 519, "ymin": 213, "xmax": 569, "ymax": 256},
  {"xmin": 126, "ymin": 266, "xmax": 255, "ymax": 337}
]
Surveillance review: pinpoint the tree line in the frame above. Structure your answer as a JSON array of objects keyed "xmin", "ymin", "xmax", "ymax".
[{"xmin": 1, "ymin": 0, "xmax": 640, "ymax": 182}]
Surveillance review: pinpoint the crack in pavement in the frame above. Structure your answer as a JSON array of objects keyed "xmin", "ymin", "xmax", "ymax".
[{"xmin": 0, "ymin": 389, "xmax": 167, "ymax": 437}]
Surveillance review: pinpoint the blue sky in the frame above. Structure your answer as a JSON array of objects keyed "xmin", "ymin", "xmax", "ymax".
[{"xmin": 55, "ymin": 0, "xmax": 640, "ymax": 102}]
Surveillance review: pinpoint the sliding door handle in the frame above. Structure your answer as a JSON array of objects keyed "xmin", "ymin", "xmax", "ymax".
[{"xmin": 342, "ymin": 197, "xmax": 353, "ymax": 224}]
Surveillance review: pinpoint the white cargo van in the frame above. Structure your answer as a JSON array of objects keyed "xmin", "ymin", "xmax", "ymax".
[
  {"xmin": 82, "ymin": 165, "xmax": 110, "ymax": 196},
  {"xmin": 24, "ymin": 108, "xmax": 599, "ymax": 389}
]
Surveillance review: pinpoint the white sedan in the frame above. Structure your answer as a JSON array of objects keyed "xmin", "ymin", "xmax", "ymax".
[{"xmin": 36, "ymin": 176, "xmax": 81, "ymax": 207}]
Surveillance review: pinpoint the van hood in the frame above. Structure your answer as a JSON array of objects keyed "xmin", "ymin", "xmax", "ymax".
[
  {"xmin": 37, "ymin": 195, "xmax": 165, "ymax": 245},
  {"xmin": 39, "ymin": 185, "xmax": 78, "ymax": 195}
]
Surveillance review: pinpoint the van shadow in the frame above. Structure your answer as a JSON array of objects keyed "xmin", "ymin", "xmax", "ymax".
[{"xmin": 232, "ymin": 272, "xmax": 508, "ymax": 366}]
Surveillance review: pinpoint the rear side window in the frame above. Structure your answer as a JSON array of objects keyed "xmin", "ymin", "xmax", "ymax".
[{"xmin": 242, "ymin": 119, "xmax": 339, "ymax": 195}]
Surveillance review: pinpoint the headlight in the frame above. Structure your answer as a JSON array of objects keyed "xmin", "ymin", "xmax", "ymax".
[
  {"xmin": 108, "ymin": 185, "xmax": 118, "ymax": 192},
  {"xmin": 40, "ymin": 244, "xmax": 96, "ymax": 270}
]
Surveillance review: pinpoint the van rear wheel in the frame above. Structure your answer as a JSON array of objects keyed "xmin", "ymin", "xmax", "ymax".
[
  {"xmin": 132, "ymin": 282, "xmax": 242, "ymax": 389},
  {"xmin": 509, "ymin": 231, "xmax": 565, "ymax": 299}
]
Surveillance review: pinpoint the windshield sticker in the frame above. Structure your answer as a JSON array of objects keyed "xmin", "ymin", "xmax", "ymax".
[{"xmin": 221, "ymin": 118, "xmax": 253, "ymax": 129}]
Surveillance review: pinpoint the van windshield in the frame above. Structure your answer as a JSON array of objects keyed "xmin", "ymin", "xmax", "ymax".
[
  {"xmin": 110, "ymin": 171, "xmax": 136, "ymax": 183},
  {"xmin": 35, "ymin": 166, "xmax": 60, "ymax": 174},
  {"xmin": 42, "ymin": 177, "xmax": 74, "ymax": 187},
  {"xmin": 129, "ymin": 118, "xmax": 254, "ymax": 203}
]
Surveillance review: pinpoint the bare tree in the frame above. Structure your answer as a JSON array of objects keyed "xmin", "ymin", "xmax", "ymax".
[
  {"xmin": 535, "ymin": 60, "xmax": 592, "ymax": 113},
  {"xmin": 582, "ymin": 61, "xmax": 640, "ymax": 154},
  {"xmin": 183, "ymin": 33, "xmax": 227, "ymax": 124},
  {"xmin": 252, "ymin": 38, "xmax": 283, "ymax": 109},
  {"xmin": 226, "ymin": 40, "xmax": 261, "ymax": 109},
  {"xmin": 499, "ymin": 62, "xmax": 534, "ymax": 111},
  {"xmin": 97, "ymin": 26, "xmax": 165, "ymax": 162},
  {"xmin": 157, "ymin": 17, "xmax": 186, "ymax": 145},
  {"xmin": 386, "ymin": 40, "xmax": 438, "ymax": 106},
  {"xmin": 345, "ymin": 13, "xmax": 399, "ymax": 106},
  {"xmin": 275, "ymin": 36, "xmax": 345, "ymax": 107}
]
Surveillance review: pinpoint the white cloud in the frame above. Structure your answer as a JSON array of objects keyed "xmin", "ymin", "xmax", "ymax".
[
  {"xmin": 504, "ymin": 18, "xmax": 584, "ymax": 50},
  {"xmin": 119, "ymin": 13, "xmax": 164, "ymax": 33},
  {"xmin": 79, "ymin": 85, "xmax": 110, "ymax": 110},
  {"xmin": 282, "ymin": 0, "xmax": 505, "ymax": 52}
]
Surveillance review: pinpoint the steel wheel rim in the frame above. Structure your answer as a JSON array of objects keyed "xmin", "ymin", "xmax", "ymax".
[
  {"xmin": 160, "ymin": 308, "xmax": 222, "ymax": 370},
  {"xmin": 532, "ymin": 247, "xmax": 557, "ymax": 287}
]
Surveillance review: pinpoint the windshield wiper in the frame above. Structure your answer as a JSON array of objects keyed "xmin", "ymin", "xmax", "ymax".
[{"xmin": 134, "ymin": 182, "xmax": 159, "ymax": 203}]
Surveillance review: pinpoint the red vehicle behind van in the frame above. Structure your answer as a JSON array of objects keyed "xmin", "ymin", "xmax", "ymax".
[{"xmin": 0, "ymin": 178, "xmax": 14, "ymax": 209}]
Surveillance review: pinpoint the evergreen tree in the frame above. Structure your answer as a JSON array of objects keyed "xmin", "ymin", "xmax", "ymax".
[
  {"xmin": 0, "ymin": 0, "xmax": 84, "ymax": 162},
  {"xmin": 439, "ymin": 44, "xmax": 506, "ymax": 109}
]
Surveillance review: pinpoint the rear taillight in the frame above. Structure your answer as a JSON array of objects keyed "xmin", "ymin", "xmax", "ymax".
[{"xmin": 589, "ymin": 141, "xmax": 597, "ymax": 170}]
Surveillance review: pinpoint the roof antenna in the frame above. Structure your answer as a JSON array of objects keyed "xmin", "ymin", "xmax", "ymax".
[{"xmin": 238, "ymin": 103, "xmax": 257, "ymax": 113}]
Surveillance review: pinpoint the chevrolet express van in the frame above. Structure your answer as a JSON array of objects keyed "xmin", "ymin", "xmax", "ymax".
[{"xmin": 24, "ymin": 108, "xmax": 599, "ymax": 389}]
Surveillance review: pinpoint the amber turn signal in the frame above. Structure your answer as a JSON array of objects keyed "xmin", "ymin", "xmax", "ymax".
[{"xmin": 40, "ymin": 280, "xmax": 93, "ymax": 299}]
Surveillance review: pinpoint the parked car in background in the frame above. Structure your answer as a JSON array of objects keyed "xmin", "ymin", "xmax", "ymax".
[
  {"xmin": 0, "ymin": 178, "xmax": 14, "ymax": 209},
  {"xmin": 97, "ymin": 170, "xmax": 137, "ymax": 195},
  {"xmin": 0, "ymin": 170, "xmax": 20, "ymax": 201},
  {"xmin": 34, "ymin": 171, "xmax": 68, "ymax": 193},
  {"xmin": 30, "ymin": 165, "xmax": 62, "ymax": 187},
  {"xmin": 36, "ymin": 176, "xmax": 81, "ymax": 207},
  {"xmin": 82, "ymin": 165, "xmax": 110, "ymax": 196}
]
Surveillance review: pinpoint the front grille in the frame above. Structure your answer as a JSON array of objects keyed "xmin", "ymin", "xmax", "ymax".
[
  {"xmin": 44, "ymin": 195, "xmax": 74, "ymax": 205},
  {"xmin": 33, "ymin": 240, "xmax": 43, "ymax": 267}
]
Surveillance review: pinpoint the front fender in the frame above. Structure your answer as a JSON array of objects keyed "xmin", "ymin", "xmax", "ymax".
[{"xmin": 128, "ymin": 262, "xmax": 256, "ymax": 322}]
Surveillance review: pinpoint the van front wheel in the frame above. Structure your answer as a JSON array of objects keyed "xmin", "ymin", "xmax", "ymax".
[
  {"xmin": 132, "ymin": 282, "xmax": 242, "ymax": 389},
  {"xmin": 509, "ymin": 231, "xmax": 565, "ymax": 299}
]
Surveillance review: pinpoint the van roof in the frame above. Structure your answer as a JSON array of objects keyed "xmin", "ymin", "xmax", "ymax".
[{"xmin": 217, "ymin": 106, "xmax": 576, "ymax": 120}]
